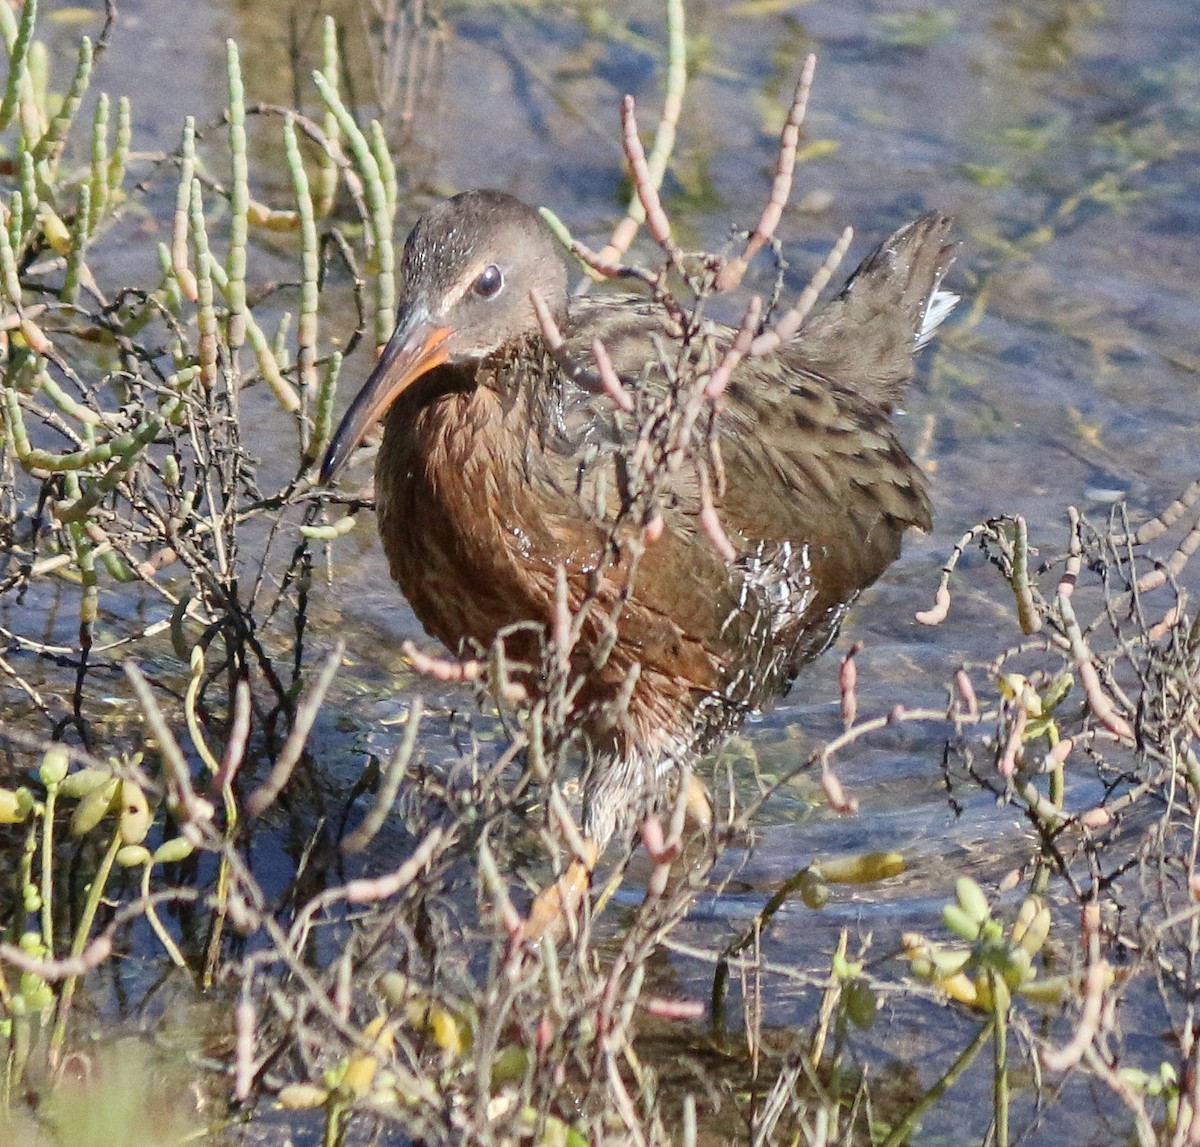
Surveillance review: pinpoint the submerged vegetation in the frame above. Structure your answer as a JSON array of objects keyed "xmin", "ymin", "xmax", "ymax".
[{"xmin": 0, "ymin": 1, "xmax": 1197, "ymax": 1145}]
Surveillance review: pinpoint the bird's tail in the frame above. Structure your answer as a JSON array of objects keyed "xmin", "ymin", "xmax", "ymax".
[{"xmin": 798, "ymin": 212, "xmax": 958, "ymax": 410}]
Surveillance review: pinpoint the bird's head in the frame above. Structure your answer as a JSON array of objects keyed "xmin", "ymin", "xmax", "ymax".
[{"xmin": 320, "ymin": 189, "xmax": 568, "ymax": 483}]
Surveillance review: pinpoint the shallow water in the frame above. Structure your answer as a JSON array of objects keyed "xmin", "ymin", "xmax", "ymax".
[{"xmin": 12, "ymin": 0, "xmax": 1200, "ymax": 1141}]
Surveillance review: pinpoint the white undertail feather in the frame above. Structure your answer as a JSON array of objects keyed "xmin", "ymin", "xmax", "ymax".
[{"xmin": 916, "ymin": 288, "xmax": 959, "ymax": 350}]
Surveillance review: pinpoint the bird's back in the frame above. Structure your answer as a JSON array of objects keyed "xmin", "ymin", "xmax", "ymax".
[{"xmin": 532, "ymin": 214, "xmax": 953, "ymax": 729}]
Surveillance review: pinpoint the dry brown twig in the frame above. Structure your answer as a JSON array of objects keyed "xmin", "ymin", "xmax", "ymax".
[
  {"xmin": 839, "ymin": 642, "xmax": 861, "ymax": 730},
  {"xmin": 1041, "ymin": 905, "xmax": 1109, "ymax": 1073},
  {"xmin": 244, "ymin": 641, "xmax": 345, "ymax": 816},
  {"xmin": 618, "ymin": 96, "xmax": 675, "ymax": 254},
  {"xmin": 402, "ymin": 638, "xmax": 483, "ymax": 683},
  {"xmin": 716, "ymin": 53, "xmax": 817, "ymax": 292},
  {"xmin": 703, "ymin": 295, "xmax": 761, "ymax": 401},
  {"xmin": 596, "ymin": 85, "xmax": 684, "ymax": 268}
]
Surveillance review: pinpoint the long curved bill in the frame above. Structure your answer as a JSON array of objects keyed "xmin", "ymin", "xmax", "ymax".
[{"xmin": 319, "ymin": 308, "xmax": 453, "ymax": 484}]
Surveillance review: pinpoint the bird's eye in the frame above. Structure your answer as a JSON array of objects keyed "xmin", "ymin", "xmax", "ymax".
[{"xmin": 472, "ymin": 264, "xmax": 504, "ymax": 299}]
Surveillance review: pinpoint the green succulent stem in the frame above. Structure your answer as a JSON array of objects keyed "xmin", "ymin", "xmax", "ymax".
[{"xmin": 49, "ymin": 830, "xmax": 123, "ymax": 1066}]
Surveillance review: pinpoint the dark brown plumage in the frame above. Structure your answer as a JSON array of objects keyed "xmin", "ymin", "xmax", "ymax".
[{"xmin": 322, "ymin": 189, "xmax": 955, "ymax": 852}]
